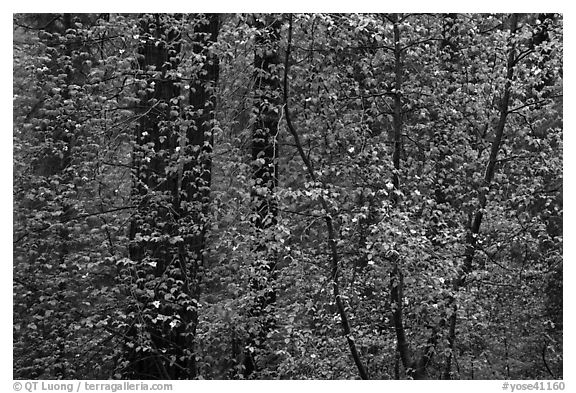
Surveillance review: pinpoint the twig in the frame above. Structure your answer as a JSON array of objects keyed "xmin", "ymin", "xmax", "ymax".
[{"xmin": 283, "ymin": 13, "xmax": 369, "ymax": 380}]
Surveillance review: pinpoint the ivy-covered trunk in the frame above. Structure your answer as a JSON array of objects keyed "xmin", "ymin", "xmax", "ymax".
[
  {"xmin": 125, "ymin": 13, "xmax": 219, "ymax": 379},
  {"xmin": 243, "ymin": 14, "xmax": 282, "ymax": 377},
  {"xmin": 180, "ymin": 13, "xmax": 220, "ymax": 379},
  {"xmin": 126, "ymin": 13, "xmax": 182, "ymax": 379}
]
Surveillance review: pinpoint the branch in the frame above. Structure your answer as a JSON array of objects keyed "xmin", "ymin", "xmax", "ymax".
[
  {"xmin": 465, "ymin": 13, "xmax": 520, "ymax": 275},
  {"xmin": 507, "ymin": 94, "xmax": 563, "ymax": 114},
  {"xmin": 25, "ymin": 99, "xmax": 46, "ymax": 121},
  {"xmin": 445, "ymin": 13, "xmax": 521, "ymax": 379},
  {"xmin": 292, "ymin": 43, "xmax": 395, "ymax": 53},
  {"xmin": 283, "ymin": 13, "xmax": 368, "ymax": 380},
  {"xmin": 512, "ymin": 48, "xmax": 535, "ymax": 66},
  {"xmin": 14, "ymin": 14, "xmax": 62, "ymax": 31},
  {"xmin": 400, "ymin": 37, "xmax": 443, "ymax": 52},
  {"xmin": 277, "ymin": 208, "xmax": 324, "ymax": 218},
  {"xmin": 542, "ymin": 345, "xmax": 556, "ymax": 378}
]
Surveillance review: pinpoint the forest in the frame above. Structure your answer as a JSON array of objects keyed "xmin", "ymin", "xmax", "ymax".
[{"xmin": 13, "ymin": 13, "xmax": 563, "ymax": 380}]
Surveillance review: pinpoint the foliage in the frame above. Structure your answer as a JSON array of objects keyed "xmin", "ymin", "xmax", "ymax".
[{"xmin": 13, "ymin": 13, "xmax": 562, "ymax": 380}]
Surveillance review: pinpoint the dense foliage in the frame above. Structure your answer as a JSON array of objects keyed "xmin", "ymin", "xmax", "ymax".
[{"xmin": 13, "ymin": 13, "xmax": 562, "ymax": 380}]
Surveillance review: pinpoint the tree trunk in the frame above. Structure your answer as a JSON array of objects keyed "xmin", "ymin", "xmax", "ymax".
[
  {"xmin": 283, "ymin": 14, "xmax": 369, "ymax": 380},
  {"xmin": 127, "ymin": 13, "xmax": 219, "ymax": 379},
  {"xmin": 180, "ymin": 13, "xmax": 220, "ymax": 378},
  {"xmin": 244, "ymin": 14, "xmax": 282, "ymax": 378},
  {"xmin": 444, "ymin": 13, "xmax": 519, "ymax": 379},
  {"xmin": 387, "ymin": 14, "xmax": 439, "ymax": 379}
]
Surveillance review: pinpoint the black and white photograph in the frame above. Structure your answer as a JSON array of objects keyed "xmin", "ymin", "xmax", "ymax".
[{"xmin": 12, "ymin": 11, "xmax": 563, "ymax": 384}]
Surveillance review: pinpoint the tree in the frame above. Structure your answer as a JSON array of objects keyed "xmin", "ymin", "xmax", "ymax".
[
  {"xmin": 123, "ymin": 13, "xmax": 220, "ymax": 379},
  {"xmin": 243, "ymin": 13, "xmax": 283, "ymax": 378},
  {"xmin": 283, "ymin": 13, "xmax": 369, "ymax": 379}
]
